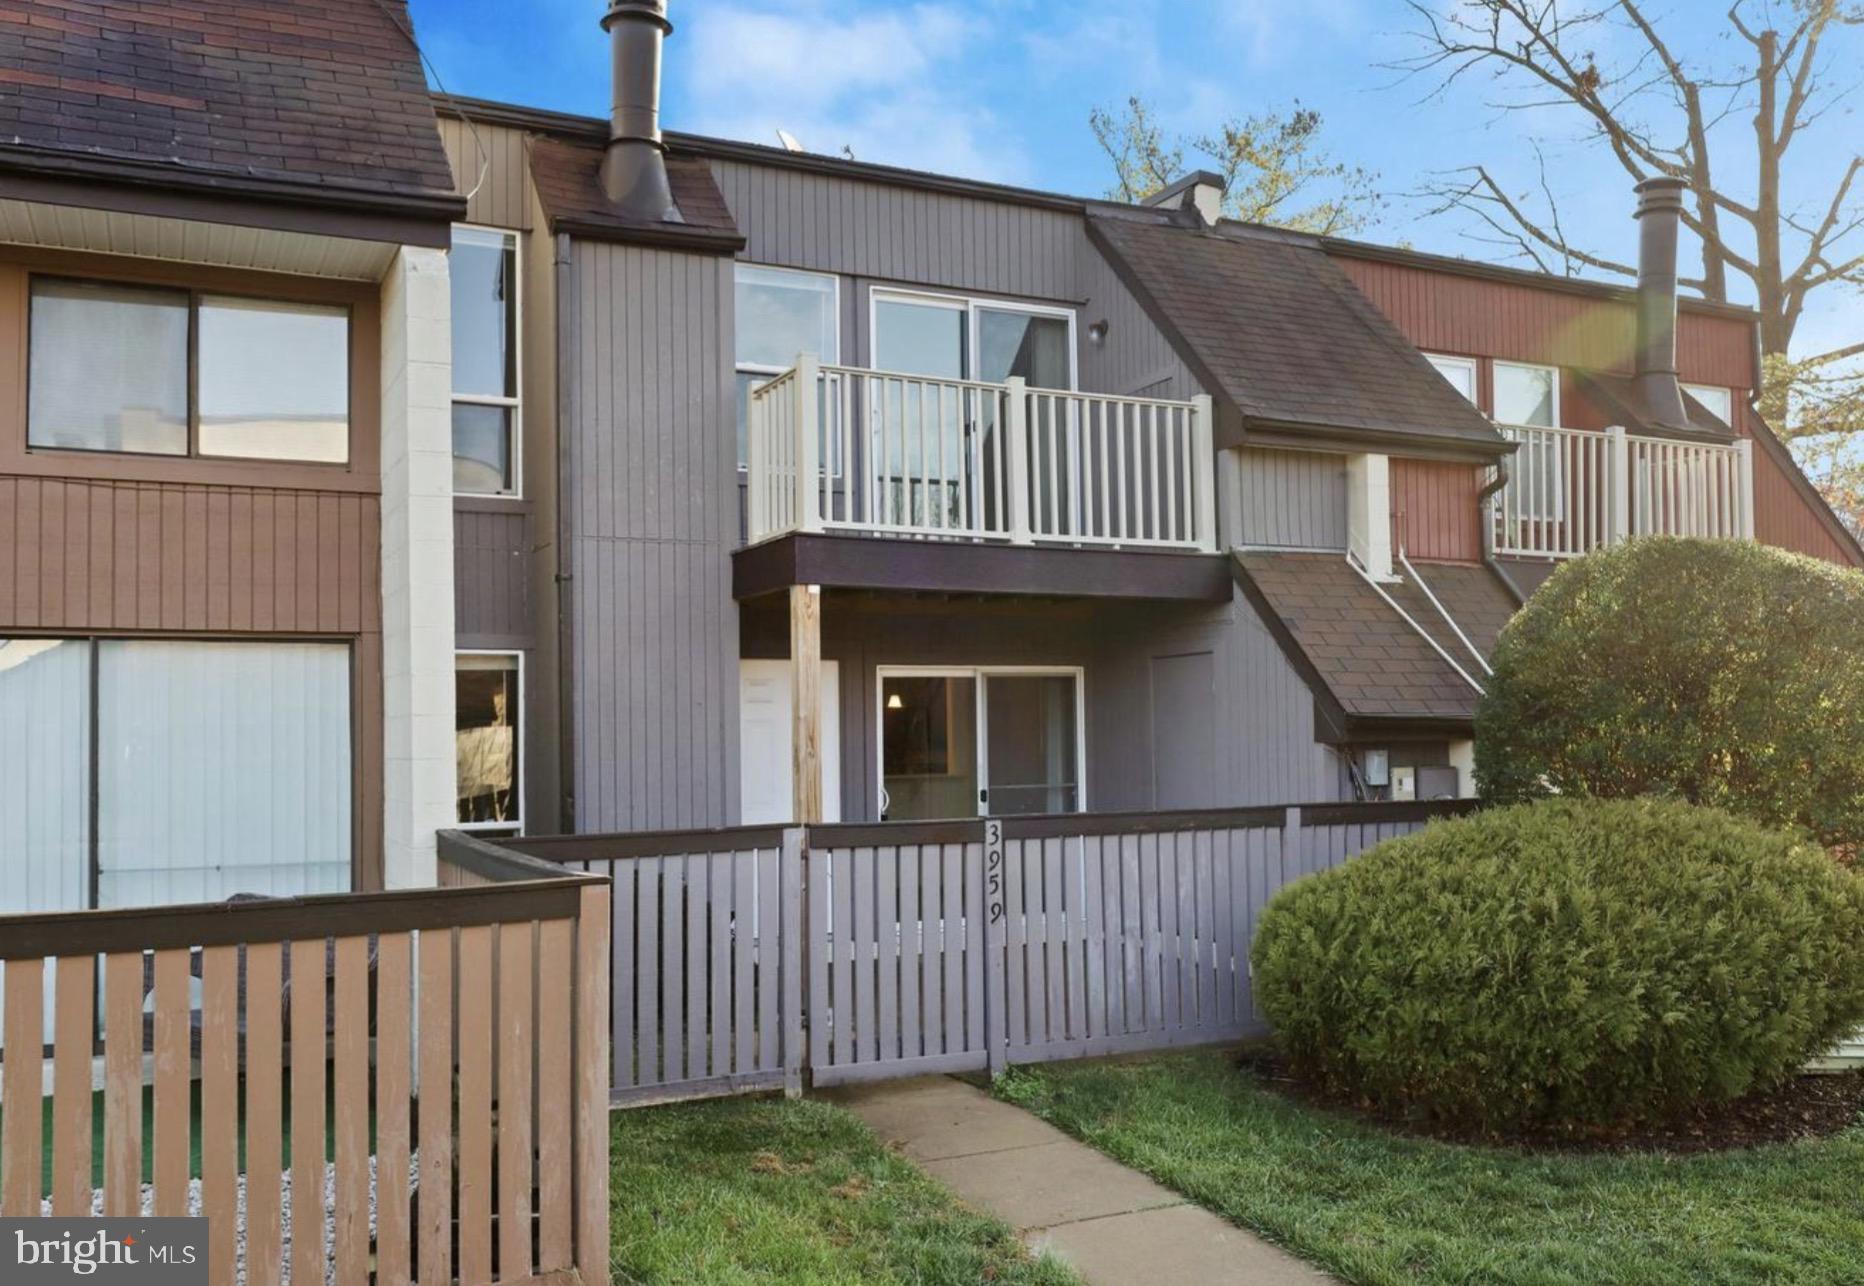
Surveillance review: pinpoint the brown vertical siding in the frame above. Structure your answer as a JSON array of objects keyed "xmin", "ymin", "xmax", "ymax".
[
  {"xmin": 1391, "ymin": 458, "xmax": 1484, "ymax": 563},
  {"xmin": 0, "ymin": 476, "xmax": 386, "ymax": 885},
  {"xmin": 454, "ymin": 502, "xmax": 532, "ymax": 643},
  {"xmin": 1332, "ymin": 255, "xmax": 1756, "ymax": 393}
]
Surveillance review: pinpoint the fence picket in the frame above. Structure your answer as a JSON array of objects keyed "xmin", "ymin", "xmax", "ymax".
[
  {"xmin": 499, "ymin": 920, "xmax": 536, "ymax": 1281},
  {"xmin": 333, "ymin": 936, "xmax": 371, "ymax": 1283},
  {"xmin": 374, "ymin": 933, "xmax": 412, "ymax": 1286},
  {"xmin": 2, "ymin": 957, "xmax": 44, "ymax": 1216},
  {"xmin": 103, "ymin": 951, "xmax": 142, "ymax": 1217},
  {"xmin": 199, "ymin": 948, "xmax": 239, "ymax": 1286}
]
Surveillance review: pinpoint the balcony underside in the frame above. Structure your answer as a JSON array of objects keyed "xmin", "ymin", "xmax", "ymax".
[{"xmin": 732, "ymin": 531, "xmax": 1233, "ymax": 603}]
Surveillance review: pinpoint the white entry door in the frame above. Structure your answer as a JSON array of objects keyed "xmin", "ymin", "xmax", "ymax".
[{"xmin": 739, "ymin": 659, "xmax": 842, "ymax": 824}]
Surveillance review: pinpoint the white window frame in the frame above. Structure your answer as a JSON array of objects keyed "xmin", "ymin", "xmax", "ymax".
[
  {"xmin": 450, "ymin": 224, "xmax": 523, "ymax": 500},
  {"xmin": 1492, "ymin": 359, "xmax": 1561, "ymax": 429},
  {"xmin": 455, "ymin": 648, "xmax": 524, "ymax": 834},
  {"xmin": 735, "ymin": 262, "xmax": 842, "ymax": 471},
  {"xmin": 867, "ymin": 286, "xmax": 1079, "ymax": 389},
  {"xmin": 1493, "ymin": 361, "xmax": 1565, "ymax": 523},
  {"xmin": 874, "ymin": 663, "xmax": 1088, "ymax": 819},
  {"xmin": 1423, "ymin": 353, "xmax": 1478, "ymax": 405},
  {"xmin": 1682, "ymin": 382, "xmax": 1735, "ymax": 427}
]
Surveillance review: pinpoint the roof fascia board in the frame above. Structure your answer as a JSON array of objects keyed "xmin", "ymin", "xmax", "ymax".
[
  {"xmin": 0, "ymin": 146, "xmax": 464, "ymax": 240},
  {"xmin": 1242, "ymin": 419, "xmax": 1515, "ymax": 460}
]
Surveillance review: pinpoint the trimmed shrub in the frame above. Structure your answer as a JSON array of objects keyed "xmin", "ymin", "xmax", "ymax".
[
  {"xmin": 1475, "ymin": 537, "xmax": 1864, "ymax": 850},
  {"xmin": 1250, "ymin": 798, "xmax": 1864, "ymax": 1133}
]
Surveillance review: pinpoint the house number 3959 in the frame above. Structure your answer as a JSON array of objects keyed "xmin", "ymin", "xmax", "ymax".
[{"xmin": 985, "ymin": 820, "xmax": 1005, "ymax": 924}]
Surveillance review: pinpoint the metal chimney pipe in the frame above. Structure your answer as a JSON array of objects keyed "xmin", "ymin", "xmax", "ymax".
[
  {"xmin": 1633, "ymin": 176, "xmax": 1688, "ymax": 426},
  {"xmin": 599, "ymin": 0, "xmax": 680, "ymax": 222}
]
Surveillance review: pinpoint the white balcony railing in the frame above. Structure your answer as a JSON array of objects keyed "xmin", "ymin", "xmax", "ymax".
[
  {"xmin": 1492, "ymin": 424, "xmax": 1753, "ymax": 559},
  {"xmin": 747, "ymin": 354, "xmax": 1218, "ymax": 552}
]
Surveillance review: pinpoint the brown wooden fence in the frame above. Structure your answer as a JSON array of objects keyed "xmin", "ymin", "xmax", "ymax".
[
  {"xmin": 503, "ymin": 800, "xmax": 1475, "ymax": 1101},
  {"xmin": 0, "ymin": 836, "xmax": 610, "ymax": 1286}
]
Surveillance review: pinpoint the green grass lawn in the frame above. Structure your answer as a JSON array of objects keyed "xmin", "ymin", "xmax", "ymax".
[
  {"xmin": 996, "ymin": 1051, "xmax": 1864, "ymax": 1286},
  {"xmin": 609, "ymin": 1095, "xmax": 1080, "ymax": 1286}
]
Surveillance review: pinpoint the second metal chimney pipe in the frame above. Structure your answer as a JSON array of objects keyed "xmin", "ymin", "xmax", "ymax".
[
  {"xmin": 600, "ymin": 0, "xmax": 680, "ymax": 222},
  {"xmin": 1633, "ymin": 176, "xmax": 1689, "ymax": 427}
]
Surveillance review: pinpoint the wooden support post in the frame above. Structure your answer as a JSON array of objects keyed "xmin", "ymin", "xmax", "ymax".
[{"xmin": 790, "ymin": 583, "xmax": 824, "ymax": 825}]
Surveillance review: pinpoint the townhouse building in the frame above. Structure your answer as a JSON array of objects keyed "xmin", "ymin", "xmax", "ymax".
[{"xmin": 0, "ymin": 0, "xmax": 1856, "ymax": 916}]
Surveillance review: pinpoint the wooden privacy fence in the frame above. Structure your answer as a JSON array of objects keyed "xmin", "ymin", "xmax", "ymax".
[
  {"xmin": 0, "ymin": 836, "xmax": 610, "ymax": 1286},
  {"xmin": 504, "ymin": 800, "xmax": 1474, "ymax": 1102}
]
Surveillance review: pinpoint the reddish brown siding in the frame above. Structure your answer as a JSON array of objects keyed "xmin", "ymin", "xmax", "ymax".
[
  {"xmin": 1333, "ymin": 255, "xmax": 1756, "ymax": 393},
  {"xmin": 1391, "ymin": 458, "xmax": 1484, "ymax": 563}
]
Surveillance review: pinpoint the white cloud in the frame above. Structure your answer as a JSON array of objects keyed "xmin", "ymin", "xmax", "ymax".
[{"xmin": 678, "ymin": 2, "xmax": 1031, "ymax": 183}]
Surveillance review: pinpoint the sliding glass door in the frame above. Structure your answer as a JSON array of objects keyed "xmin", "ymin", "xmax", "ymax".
[
  {"xmin": 0, "ymin": 636, "xmax": 352, "ymax": 912},
  {"xmin": 878, "ymin": 667, "xmax": 1083, "ymax": 821},
  {"xmin": 869, "ymin": 292, "xmax": 1076, "ymax": 534}
]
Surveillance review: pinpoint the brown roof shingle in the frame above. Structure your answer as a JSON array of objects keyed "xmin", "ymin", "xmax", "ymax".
[
  {"xmin": 529, "ymin": 136, "xmax": 744, "ymax": 254},
  {"xmin": 0, "ymin": 0, "xmax": 458, "ymax": 206},
  {"xmin": 1236, "ymin": 552, "xmax": 1517, "ymax": 729},
  {"xmin": 1090, "ymin": 212, "xmax": 1508, "ymax": 454}
]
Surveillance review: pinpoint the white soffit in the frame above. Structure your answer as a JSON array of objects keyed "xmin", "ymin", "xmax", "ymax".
[{"xmin": 0, "ymin": 197, "xmax": 397, "ymax": 280}]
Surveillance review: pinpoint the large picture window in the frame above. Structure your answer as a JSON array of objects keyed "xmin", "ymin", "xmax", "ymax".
[
  {"xmin": 0, "ymin": 637, "xmax": 352, "ymax": 913},
  {"xmin": 735, "ymin": 263, "xmax": 838, "ymax": 466},
  {"xmin": 451, "ymin": 226, "xmax": 521, "ymax": 495},
  {"xmin": 457, "ymin": 651, "xmax": 522, "ymax": 830},
  {"xmin": 27, "ymin": 278, "xmax": 351, "ymax": 463}
]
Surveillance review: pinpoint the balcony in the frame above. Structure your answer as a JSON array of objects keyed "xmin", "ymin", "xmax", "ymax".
[
  {"xmin": 1492, "ymin": 424, "xmax": 1754, "ymax": 559},
  {"xmin": 746, "ymin": 356, "xmax": 1218, "ymax": 553}
]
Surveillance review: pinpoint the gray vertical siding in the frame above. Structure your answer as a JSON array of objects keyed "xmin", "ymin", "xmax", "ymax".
[
  {"xmin": 709, "ymin": 159, "xmax": 1081, "ymax": 299},
  {"xmin": 708, "ymin": 158, "xmax": 1200, "ymax": 404},
  {"xmin": 564, "ymin": 239, "xmax": 741, "ymax": 831},
  {"xmin": 739, "ymin": 593, "xmax": 1346, "ymax": 823},
  {"xmin": 1074, "ymin": 231, "xmax": 1200, "ymax": 400},
  {"xmin": 453, "ymin": 503, "xmax": 530, "ymax": 644},
  {"xmin": 1091, "ymin": 600, "xmax": 1346, "ymax": 811},
  {"xmin": 1229, "ymin": 448, "xmax": 1349, "ymax": 550}
]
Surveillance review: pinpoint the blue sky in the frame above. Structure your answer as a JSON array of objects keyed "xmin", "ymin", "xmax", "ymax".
[{"xmin": 407, "ymin": 0, "xmax": 1861, "ymax": 360}]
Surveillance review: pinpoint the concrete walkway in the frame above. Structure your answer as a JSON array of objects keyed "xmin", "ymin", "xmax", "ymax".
[{"xmin": 825, "ymin": 1076, "xmax": 1332, "ymax": 1285}]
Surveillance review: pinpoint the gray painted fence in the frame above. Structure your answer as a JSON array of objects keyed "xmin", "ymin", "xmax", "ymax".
[{"xmin": 503, "ymin": 801, "xmax": 1475, "ymax": 1103}]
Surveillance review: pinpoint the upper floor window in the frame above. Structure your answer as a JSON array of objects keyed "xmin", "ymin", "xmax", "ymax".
[
  {"xmin": 871, "ymin": 288, "xmax": 1074, "ymax": 389},
  {"xmin": 1683, "ymin": 383, "xmax": 1734, "ymax": 426},
  {"xmin": 1424, "ymin": 353, "xmax": 1478, "ymax": 404},
  {"xmin": 1493, "ymin": 361, "xmax": 1559, "ymax": 427},
  {"xmin": 736, "ymin": 264, "xmax": 838, "ymax": 465},
  {"xmin": 28, "ymin": 278, "xmax": 349, "ymax": 463},
  {"xmin": 451, "ymin": 226, "xmax": 521, "ymax": 495}
]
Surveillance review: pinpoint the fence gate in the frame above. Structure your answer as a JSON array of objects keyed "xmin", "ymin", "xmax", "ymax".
[{"xmin": 501, "ymin": 801, "xmax": 1474, "ymax": 1101}]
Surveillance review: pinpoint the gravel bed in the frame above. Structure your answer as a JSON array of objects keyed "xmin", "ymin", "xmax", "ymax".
[{"xmin": 40, "ymin": 1155, "xmax": 420, "ymax": 1285}]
